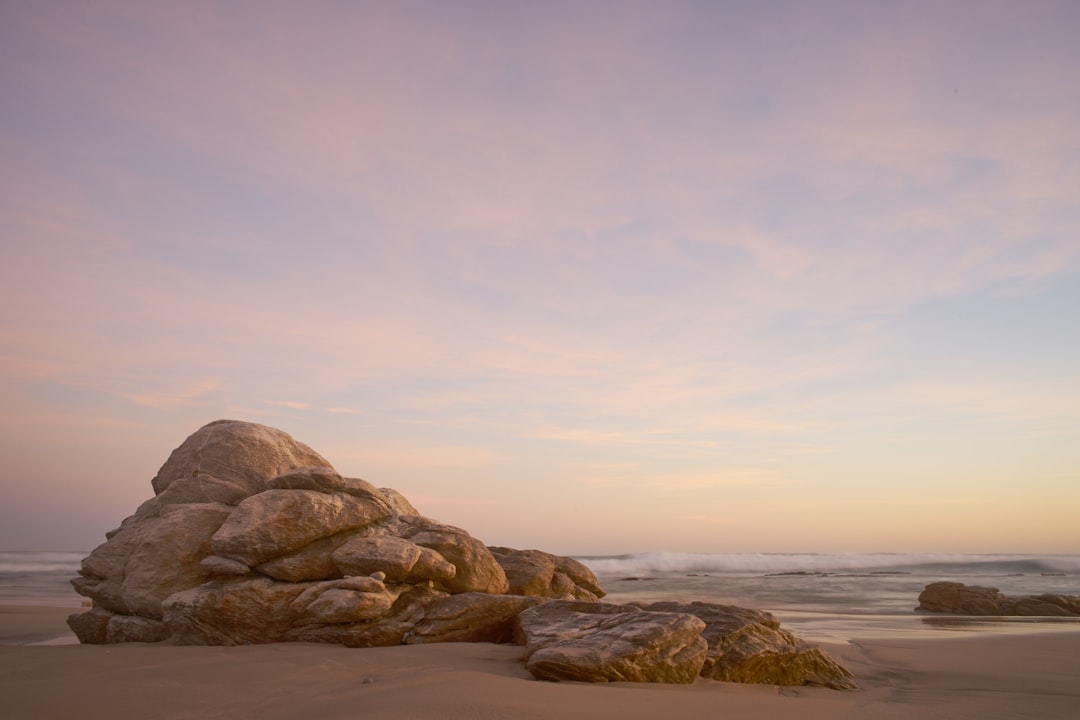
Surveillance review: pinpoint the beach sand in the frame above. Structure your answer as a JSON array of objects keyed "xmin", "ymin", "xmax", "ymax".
[{"xmin": 3, "ymin": 604, "xmax": 1078, "ymax": 719}]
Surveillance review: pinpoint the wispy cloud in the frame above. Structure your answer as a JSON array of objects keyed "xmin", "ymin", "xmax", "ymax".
[
  {"xmin": 265, "ymin": 400, "xmax": 310, "ymax": 410},
  {"xmin": 580, "ymin": 466, "xmax": 788, "ymax": 492},
  {"xmin": 2, "ymin": 1, "xmax": 1077, "ymax": 552},
  {"xmin": 123, "ymin": 378, "xmax": 223, "ymax": 410}
]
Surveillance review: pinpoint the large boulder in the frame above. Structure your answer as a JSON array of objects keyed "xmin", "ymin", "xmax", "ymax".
[
  {"xmin": 150, "ymin": 419, "xmax": 334, "ymax": 507},
  {"xmin": 67, "ymin": 420, "xmax": 515, "ymax": 646},
  {"xmin": 514, "ymin": 600, "xmax": 708, "ymax": 684},
  {"xmin": 918, "ymin": 582, "xmax": 1080, "ymax": 616},
  {"xmin": 640, "ymin": 601, "xmax": 856, "ymax": 689}
]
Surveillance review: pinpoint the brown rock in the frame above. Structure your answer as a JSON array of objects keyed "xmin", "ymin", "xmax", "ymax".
[
  {"xmin": 210, "ymin": 489, "xmax": 391, "ymax": 567},
  {"xmin": 515, "ymin": 600, "xmax": 708, "ymax": 684},
  {"xmin": 379, "ymin": 487, "xmax": 422, "ymax": 516},
  {"xmin": 66, "ymin": 607, "xmax": 112, "ymax": 644},
  {"xmin": 330, "ymin": 535, "xmax": 457, "ymax": 585},
  {"xmin": 151, "ymin": 420, "xmax": 333, "ymax": 505},
  {"xmin": 405, "ymin": 593, "xmax": 545, "ymax": 644},
  {"xmin": 254, "ymin": 531, "xmax": 357, "ymax": 582},
  {"xmin": 72, "ymin": 502, "xmax": 232, "ymax": 617},
  {"xmin": 918, "ymin": 582, "xmax": 1006, "ymax": 615},
  {"xmin": 489, "ymin": 547, "xmax": 605, "ymax": 600},
  {"xmin": 267, "ymin": 467, "xmax": 391, "ymax": 509},
  {"xmin": 69, "ymin": 420, "xmax": 542, "ymax": 648},
  {"xmin": 161, "ymin": 577, "xmax": 313, "ymax": 645},
  {"xmin": 1015, "ymin": 594, "xmax": 1080, "ymax": 616},
  {"xmin": 105, "ymin": 614, "xmax": 169, "ymax": 644},
  {"xmin": 918, "ymin": 582, "xmax": 1080, "ymax": 616},
  {"xmin": 290, "ymin": 576, "xmax": 397, "ymax": 625},
  {"xmin": 404, "ymin": 521, "xmax": 509, "ymax": 594},
  {"xmin": 200, "ymin": 555, "xmax": 252, "ymax": 576},
  {"xmin": 292, "ymin": 586, "xmax": 449, "ymax": 647},
  {"xmin": 642, "ymin": 601, "xmax": 856, "ymax": 689}
]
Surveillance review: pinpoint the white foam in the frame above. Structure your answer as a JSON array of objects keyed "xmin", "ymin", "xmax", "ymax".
[{"xmin": 577, "ymin": 552, "xmax": 1080, "ymax": 576}]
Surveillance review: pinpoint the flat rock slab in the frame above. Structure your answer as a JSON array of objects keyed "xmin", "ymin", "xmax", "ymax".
[{"xmin": 515, "ymin": 600, "xmax": 707, "ymax": 684}]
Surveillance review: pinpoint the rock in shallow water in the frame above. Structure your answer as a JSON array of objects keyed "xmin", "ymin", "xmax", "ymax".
[{"xmin": 918, "ymin": 581, "xmax": 1080, "ymax": 616}]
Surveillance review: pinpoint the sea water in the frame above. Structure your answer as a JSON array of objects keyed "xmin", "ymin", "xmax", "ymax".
[
  {"xmin": 3, "ymin": 550, "xmax": 1078, "ymax": 642},
  {"xmin": 0, "ymin": 551, "xmax": 87, "ymax": 608},
  {"xmin": 578, "ymin": 552, "xmax": 1080, "ymax": 642}
]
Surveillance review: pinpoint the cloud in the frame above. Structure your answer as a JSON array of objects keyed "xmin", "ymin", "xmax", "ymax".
[
  {"xmin": 577, "ymin": 464, "xmax": 788, "ymax": 491},
  {"xmin": 325, "ymin": 443, "xmax": 504, "ymax": 472},
  {"xmin": 123, "ymin": 378, "xmax": 223, "ymax": 410},
  {"xmin": 2, "ymin": 1, "xmax": 1078, "ymax": 553},
  {"xmin": 265, "ymin": 400, "xmax": 310, "ymax": 410},
  {"xmin": 525, "ymin": 427, "xmax": 718, "ymax": 448}
]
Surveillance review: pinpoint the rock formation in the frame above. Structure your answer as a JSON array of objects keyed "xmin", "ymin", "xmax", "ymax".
[
  {"xmin": 68, "ymin": 420, "xmax": 598, "ymax": 646},
  {"xmin": 918, "ymin": 582, "xmax": 1080, "ymax": 616},
  {"xmin": 69, "ymin": 419, "xmax": 855, "ymax": 689}
]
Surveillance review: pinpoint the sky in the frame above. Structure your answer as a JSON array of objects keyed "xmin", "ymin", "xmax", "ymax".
[{"xmin": 1, "ymin": 1, "xmax": 1078, "ymax": 555}]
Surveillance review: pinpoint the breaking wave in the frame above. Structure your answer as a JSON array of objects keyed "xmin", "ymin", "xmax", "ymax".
[
  {"xmin": 0, "ymin": 551, "xmax": 86, "ymax": 575},
  {"xmin": 576, "ymin": 552, "xmax": 1080, "ymax": 577}
]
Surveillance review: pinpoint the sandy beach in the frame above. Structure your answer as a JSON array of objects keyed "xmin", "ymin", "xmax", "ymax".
[{"xmin": 2, "ymin": 604, "xmax": 1078, "ymax": 719}]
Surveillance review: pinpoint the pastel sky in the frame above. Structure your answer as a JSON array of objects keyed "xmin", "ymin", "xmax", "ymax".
[{"xmin": 2, "ymin": 1, "xmax": 1078, "ymax": 555}]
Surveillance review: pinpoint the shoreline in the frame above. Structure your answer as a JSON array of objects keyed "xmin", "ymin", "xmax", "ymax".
[
  {"xmin": 3, "ymin": 603, "xmax": 1079, "ymax": 718},
  {"xmin": 0, "ymin": 605, "xmax": 79, "ymax": 646}
]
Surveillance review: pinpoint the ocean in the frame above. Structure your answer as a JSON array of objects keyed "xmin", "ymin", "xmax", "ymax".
[
  {"xmin": 0, "ymin": 551, "xmax": 87, "ymax": 608},
  {"xmin": 582, "ymin": 552, "xmax": 1080, "ymax": 641},
  {"xmin": 4, "ymin": 550, "xmax": 1078, "ymax": 643}
]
